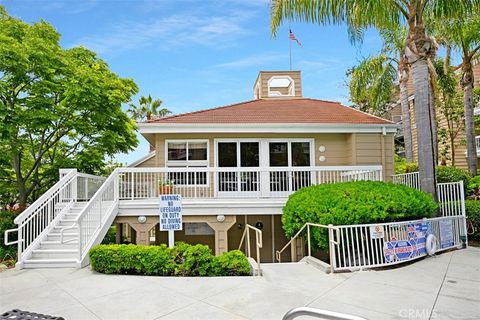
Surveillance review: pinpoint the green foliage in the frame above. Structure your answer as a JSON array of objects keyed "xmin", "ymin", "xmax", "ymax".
[
  {"xmin": 465, "ymin": 200, "xmax": 480, "ymax": 242},
  {"xmin": 128, "ymin": 95, "xmax": 171, "ymax": 121},
  {"xmin": 436, "ymin": 166, "xmax": 470, "ymax": 190},
  {"xmin": 101, "ymin": 226, "xmax": 117, "ymax": 245},
  {"xmin": 0, "ymin": 210, "xmax": 17, "ymax": 261},
  {"xmin": 467, "ymin": 176, "xmax": 480, "ymax": 200},
  {"xmin": 211, "ymin": 250, "xmax": 251, "ymax": 276},
  {"xmin": 394, "ymin": 155, "xmax": 418, "ymax": 174},
  {"xmin": 89, "ymin": 243, "xmax": 250, "ymax": 276},
  {"xmin": 283, "ymin": 181, "xmax": 438, "ymax": 249},
  {"xmin": 0, "ymin": 7, "xmax": 138, "ymax": 206}
]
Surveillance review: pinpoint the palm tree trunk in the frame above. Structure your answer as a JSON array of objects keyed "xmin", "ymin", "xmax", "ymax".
[
  {"xmin": 429, "ymin": 83, "xmax": 439, "ymax": 165},
  {"xmin": 399, "ymin": 66, "xmax": 414, "ymax": 162},
  {"xmin": 463, "ymin": 79, "xmax": 477, "ymax": 175},
  {"xmin": 407, "ymin": 49, "xmax": 437, "ymax": 200}
]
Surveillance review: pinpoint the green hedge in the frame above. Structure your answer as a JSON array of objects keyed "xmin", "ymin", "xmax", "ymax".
[
  {"xmin": 0, "ymin": 210, "xmax": 17, "ymax": 262},
  {"xmin": 436, "ymin": 166, "xmax": 470, "ymax": 190},
  {"xmin": 283, "ymin": 181, "xmax": 438, "ymax": 249},
  {"xmin": 465, "ymin": 200, "xmax": 480, "ymax": 242},
  {"xmin": 89, "ymin": 243, "xmax": 251, "ymax": 276}
]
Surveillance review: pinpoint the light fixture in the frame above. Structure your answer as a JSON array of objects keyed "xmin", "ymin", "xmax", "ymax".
[
  {"xmin": 255, "ymin": 222, "xmax": 264, "ymax": 230},
  {"xmin": 137, "ymin": 216, "xmax": 147, "ymax": 224},
  {"xmin": 319, "ymin": 156, "xmax": 326, "ymax": 162},
  {"xmin": 319, "ymin": 145, "xmax": 326, "ymax": 152},
  {"xmin": 216, "ymin": 215, "xmax": 225, "ymax": 222}
]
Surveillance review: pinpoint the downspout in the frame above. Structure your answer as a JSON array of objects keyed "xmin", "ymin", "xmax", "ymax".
[{"xmin": 381, "ymin": 127, "xmax": 386, "ymax": 181}]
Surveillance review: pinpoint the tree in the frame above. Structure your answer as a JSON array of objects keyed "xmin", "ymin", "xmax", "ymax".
[
  {"xmin": 349, "ymin": 26, "xmax": 415, "ymax": 162},
  {"xmin": 0, "ymin": 7, "xmax": 139, "ymax": 207},
  {"xmin": 435, "ymin": 15, "xmax": 480, "ymax": 175},
  {"xmin": 434, "ymin": 59, "xmax": 464, "ymax": 166},
  {"xmin": 128, "ymin": 95, "xmax": 171, "ymax": 121},
  {"xmin": 270, "ymin": 0, "xmax": 480, "ymax": 200}
]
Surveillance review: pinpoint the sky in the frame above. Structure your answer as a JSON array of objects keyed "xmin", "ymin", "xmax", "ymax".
[{"xmin": 2, "ymin": 0, "xmax": 387, "ymax": 164}]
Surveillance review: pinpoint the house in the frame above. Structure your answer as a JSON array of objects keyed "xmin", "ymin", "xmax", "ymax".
[
  {"xmin": 383, "ymin": 63, "xmax": 480, "ymax": 169},
  {"xmin": 9, "ymin": 71, "xmax": 396, "ymax": 268}
]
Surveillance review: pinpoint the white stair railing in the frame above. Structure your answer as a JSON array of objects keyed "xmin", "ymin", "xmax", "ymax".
[
  {"xmin": 74, "ymin": 169, "xmax": 119, "ymax": 264},
  {"xmin": 7, "ymin": 169, "xmax": 78, "ymax": 264},
  {"xmin": 238, "ymin": 224, "xmax": 263, "ymax": 276}
]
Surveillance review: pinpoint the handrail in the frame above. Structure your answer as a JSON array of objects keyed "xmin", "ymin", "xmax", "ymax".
[
  {"xmin": 14, "ymin": 169, "xmax": 77, "ymax": 224},
  {"xmin": 276, "ymin": 222, "xmax": 340, "ymax": 273},
  {"xmin": 4, "ymin": 228, "xmax": 21, "ymax": 246},
  {"xmin": 238, "ymin": 224, "xmax": 263, "ymax": 276},
  {"xmin": 119, "ymin": 165, "xmax": 383, "ymax": 173},
  {"xmin": 74, "ymin": 169, "xmax": 119, "ymax": 260},
  {"xmin": 282, "ymin": 307, "xmax": 367, "ymax": 320}
]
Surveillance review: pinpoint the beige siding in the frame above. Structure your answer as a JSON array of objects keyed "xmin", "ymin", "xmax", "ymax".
[{"xmin": 350, "ymin": 133, "xmax": 394, "ymax": 180}]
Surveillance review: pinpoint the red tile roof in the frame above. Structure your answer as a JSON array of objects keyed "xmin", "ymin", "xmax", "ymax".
[{"xmin": 147, "ymin": 98, "xmax": 392, "ymax": 125}]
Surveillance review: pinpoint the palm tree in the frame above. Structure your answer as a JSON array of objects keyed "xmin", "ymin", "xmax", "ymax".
[
  {"xmin": 270, "ymin": 0, "xmax": 479, "ymax": 199},
  {"xmin": 349, "ymin": 27, "xmax": 414, "ymax": 162},
  {"xmin": 128, "ymin": 95, "xmax": 171, "ymax": 121},
  {"xmin": 435, "ymin": 16, "xmax": 480, "ymax": 175}
]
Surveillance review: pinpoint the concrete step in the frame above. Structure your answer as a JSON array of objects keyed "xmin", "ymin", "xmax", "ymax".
[
  {"xmin": 46, "ymin": 233, "xmax": 78, "ymax": 242},
  {"xmin": 38, "ymin": 241, "xmax": 79, "ymax": 250},
  {"xmin": 31, "ymin": 249, "xmax": 79, "ymax": 260},
  {"xmin": 23, "ymin": 259, "xmax": 78, "ymax": 268},
  {"xmin": 51, "ymin": 226, "xmax": 79, "ymax": 233}
]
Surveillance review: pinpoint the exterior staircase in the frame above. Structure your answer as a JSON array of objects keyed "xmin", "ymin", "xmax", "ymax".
[
  {"xmin": 5, "ymin": 169, "xmax": 119, "ymax": 269},
  {"xmin": 23, "ymin": 203, "xmax": 86, "ymax": 269}
]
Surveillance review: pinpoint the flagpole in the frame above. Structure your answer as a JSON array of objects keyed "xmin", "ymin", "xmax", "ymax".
[{"xmin": 289, "ymin": 27, "xmax": 292, "ymax": 70}]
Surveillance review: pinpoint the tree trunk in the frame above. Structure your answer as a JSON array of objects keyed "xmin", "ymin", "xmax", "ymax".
[
  {"xmin": 463, "ymin": 82, "xmax": 477, "ymax": 175},
  {"xmin": 399, "ymin": 63, "xmax": 414, "ymax": 162},
  {"xmin": 429, "ymin": 83, "xmax": 439, "ymax": 165},
  {"xmin": 407, "ymin": 50, "xmax": 437, "ymax": 200},
  {"xmin": 12, "ymin": 152, "xmax": 28, "ymax": 209}
]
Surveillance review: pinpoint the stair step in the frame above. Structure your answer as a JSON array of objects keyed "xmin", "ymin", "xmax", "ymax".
[
  {"xmin": 46, "ymin": 233, "xmax": 78, "ymax": 241},
  {"xmin": 38, "ymin": 241, "xmax": 79, "ymax": 250},
  {"xmin": 31, "ymin": 249, "xmax": 79, "ymax": 259},
  {"xmin": 23, "ymin": 259, "xmax": 78, "ymax": 268}
]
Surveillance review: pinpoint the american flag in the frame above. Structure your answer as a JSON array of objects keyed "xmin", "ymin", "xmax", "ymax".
[{"xmin": 289, "ymin": 29, "xmax": 301, "ymax": 46}]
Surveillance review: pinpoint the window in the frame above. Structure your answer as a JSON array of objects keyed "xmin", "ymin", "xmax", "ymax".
[
  {"xmin": 269, "ymin": 141, "xmax": 311, "ymax": 167},
  {"xmin": 166, "ymin": 140, "xmax": 208, "ymax": 185},
  {"xmin": 267, "ymin": 76, "xmax": 295, "ymax": 97}
]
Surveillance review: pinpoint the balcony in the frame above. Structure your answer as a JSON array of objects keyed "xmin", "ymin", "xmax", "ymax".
[{"xmin": 117, "ymin": 166, "xmax": 383, "ymax": 201}]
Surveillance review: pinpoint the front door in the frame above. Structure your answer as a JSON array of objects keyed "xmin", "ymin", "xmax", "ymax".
[{"xmin": 217, "ymin": 141, "xmax": 260, "ymax": 197}]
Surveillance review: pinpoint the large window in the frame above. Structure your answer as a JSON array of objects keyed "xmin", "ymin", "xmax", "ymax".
[
  {"xmin": 269, "ymin": 141, "xmax": 311, "ymax": 167},
  {"xmin": 166, "ymin": 140, "xmax": 208, "ymax": 185}
]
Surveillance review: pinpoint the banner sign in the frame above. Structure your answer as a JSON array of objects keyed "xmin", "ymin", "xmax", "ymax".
[
  {"xmin": 439, "ymin": 219, "xmax": 454, "ymax": 249},
  {"xmin": 159, "ymin": 194, "xmax": 182, "ymax": 231},
  {"xmin": 383, "ymin": 221, "xmax": 430, "ymax": 263}
]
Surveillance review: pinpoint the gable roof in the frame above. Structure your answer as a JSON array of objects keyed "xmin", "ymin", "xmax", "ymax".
[{"xmin": 146, "ymin": 98, "xmax": 392, "ymax": 125}]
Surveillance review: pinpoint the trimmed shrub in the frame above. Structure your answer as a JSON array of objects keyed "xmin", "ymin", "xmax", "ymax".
[
  {"xmin": 89, "ymin": 243, "xmax": 250, "ymax": 276},
  {"xmin": 211, "ymin": 250, "xmax": 251, "ymax": 276},
  {"xmin": 283, "ymin": 181, "xmax": 438, "ymax": 249},
  {"xmin": 465, "ymin": 200, "xmax": 480, "ymax": 242},
  {"xmin": 467, "ymin": 175, "xmax": 480, "ymax": 200},
  {"xmin": 436, "ymin": 166, "xmax": 470, "ymax": 190}
]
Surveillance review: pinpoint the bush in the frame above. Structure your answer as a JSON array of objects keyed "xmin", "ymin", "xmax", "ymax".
[
  {"xmin": 395, "ymin": 155, "xmax": 418, "ymax": 174},
  {"xmin": 101, "ymin": 225, "xmax": 117, "ymax": 244},
  {"xmin": 211, "ymin": 250, "xmax": 251, "ymax": 276},
  {"xmin": 465, "ymin": 200, "xmax": 480, "ymax": 242},
  {"xmin": 89, "ymin": 243, "xmax": 250, "ymax": 276},
  {"xmin": 283, "ymin": 181, "xmax": 438, "ymax": 249},
  {"xmin": 467, "ymin": 175, "xmax": 480, "ymax": 200},
  {"xmin": 0, "ymin": 210, "xmax": 17, "ymax": 262},
  {"xmin": 436, "ymin": 166, "xmax": 470, "ymax": 189}
]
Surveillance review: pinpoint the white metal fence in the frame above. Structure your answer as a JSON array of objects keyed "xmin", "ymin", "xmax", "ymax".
[
  {"xmin": 330, "ymin": 215, "xmax": 465, "ymax": 271},
  {"xmin": 118, "ymin": 166, "xmax": 383, "ymax": 200},
  {"xmin": 392, "ymin": 172, "xmax": 420, "ymax": 190}
]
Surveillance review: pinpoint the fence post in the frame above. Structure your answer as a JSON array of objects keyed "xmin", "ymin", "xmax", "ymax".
[
  {"xmin": 328, "ymin": 224, "xmax": 335, "ymax": 274},
  {"xmin": 307, "ymin": 224, "xmax": 311, "ymax": 257}
]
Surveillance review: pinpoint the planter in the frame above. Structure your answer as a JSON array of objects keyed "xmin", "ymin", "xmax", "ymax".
[{"xmin": 159, "ymin": 185, "xmax": 173, "ymax": 194}]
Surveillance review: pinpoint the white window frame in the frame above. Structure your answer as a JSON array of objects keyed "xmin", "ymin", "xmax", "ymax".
[
  {"xmin": 267, "ymin": 75, "xmax": 295, "ymax": 97},
  {"xmin": 266, "ymin": 138, "xmax": 315, "ymax": 168},
  {"xmin": 165, "ymin": 139, "xmax": 209, "ymax": 186},
  {"xmin": 214, "ymin": 139, "xmax": 262, "ymax": 168}
]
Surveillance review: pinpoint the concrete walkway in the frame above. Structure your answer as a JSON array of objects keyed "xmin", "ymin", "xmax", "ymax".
[{"xmin": 0, "ymin": 248, "xmax": 479, "ymax": 320}]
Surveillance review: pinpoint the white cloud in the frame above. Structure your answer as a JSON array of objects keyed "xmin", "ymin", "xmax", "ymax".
[
  {"xmin": 215, "ymin": 53, "xmax": 288, "ymax": 68},
  {"xmin": 74, "ymin": 11, "xmax": 253, "ymax": 54}
]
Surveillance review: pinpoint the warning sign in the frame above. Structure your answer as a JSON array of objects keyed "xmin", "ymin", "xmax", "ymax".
[
  {"xmin": 159, "ymin": 194, "xmax": 182, "ymax": 231},
  {"xmin": 370, "ymin": 225, "xmax": 385, "ymax": 239}
]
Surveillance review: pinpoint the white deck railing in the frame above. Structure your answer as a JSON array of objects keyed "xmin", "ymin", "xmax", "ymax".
[{"xmin": 118, "ymin": 166, "xmax": 383, "ymax": 200}]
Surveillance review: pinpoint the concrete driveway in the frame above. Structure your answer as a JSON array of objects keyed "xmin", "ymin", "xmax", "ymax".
[{"xmin": 0, "ymin": 248, "xmax": 479, "ymax": 320}]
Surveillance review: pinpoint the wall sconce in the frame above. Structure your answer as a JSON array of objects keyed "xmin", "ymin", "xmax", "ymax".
[
  {"xmin": 255, "ymin": 222, "xmax": 264, "ymax": 230},
  {"xmin": 216, "ymin": 215, "xmax": 225, "ymax": 222},
  {"xmin": 318, "ymin": 145, "xmax": 326, "ymax": 152},
  {"xmin": 237, "ymin": 223, "xmax": 243, "ymax": 230},
  {"xmin": 319, "ymin": 156, "xmax": 326, "ymax": 162},
  {"xmin": 137, "ymin": 216, "xmax": 147, "ymax": 224}
]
